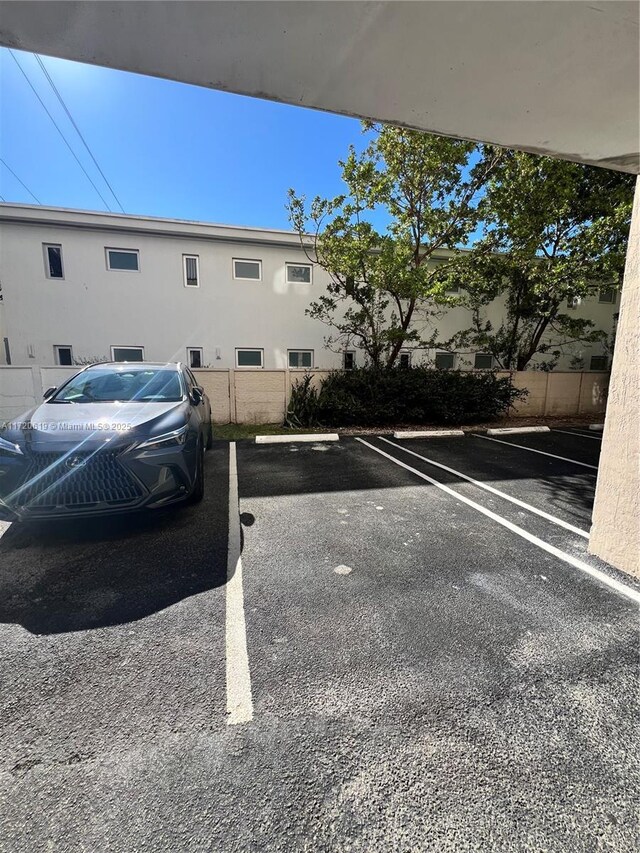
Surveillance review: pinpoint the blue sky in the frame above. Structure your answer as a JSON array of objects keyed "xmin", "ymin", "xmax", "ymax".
[{"xmin": 0, "ymin": 48, "xmax": 371, "ymax": 230}]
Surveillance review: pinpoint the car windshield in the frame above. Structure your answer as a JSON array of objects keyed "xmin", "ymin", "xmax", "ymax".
[{"xmin": 51, "ymin": 368, "xmax": 184, "ymax": 403}]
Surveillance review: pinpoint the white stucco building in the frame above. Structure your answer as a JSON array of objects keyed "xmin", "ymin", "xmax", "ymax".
[{"xmin": 0, "ymin": 202, "xmax": 619, "ymax": 373}]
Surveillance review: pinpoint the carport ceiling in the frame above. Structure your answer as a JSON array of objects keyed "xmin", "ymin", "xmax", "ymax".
[{"xmin": 0, "ymin": 1, "xmax": 638, "ymax": 173}]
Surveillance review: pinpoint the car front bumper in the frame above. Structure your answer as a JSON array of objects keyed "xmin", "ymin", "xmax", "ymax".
[{"xmin": 0, "ymin": 439, "xmax": 199, "ymax": 520}]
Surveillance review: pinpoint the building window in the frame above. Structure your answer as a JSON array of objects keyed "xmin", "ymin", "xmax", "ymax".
[
  {"xmin": 446, "ymin": 284, "xmax": 460, "ymax": 294},
  {"xmin": 598, "ymin": 288, "xmax": 616, "ymax": 304},
  {"xmin": 187, "ymin": 347, "xmax": 203, "ymax": 368},
  {"xmin": 233, "ymin": 258, "xmax": 262, "ymax": 281},
  {"xmin": 106, "ymin": 248, "xmax": 140, "ymax": 271},
  {"xmin": 474, "ymin": 352, "xmax": 493, "ymax": 370},
  {"xmin": 435, "ymin": 351, "xmax": 455, "ymax": 370},
  {"xmin": 567, "ymin": 295, "xmax": 582, "ymax": 309},
  {"xmin": 590, "ymin": 355, "xmax": 608, "ymax": 371},
  {"xmin": 288, "ymin": 350, "xmax": 313, "ymax": 369},
  {"xmin": 343, "ymin": 351, "xmax": 356, "ymax": 370},
  {"xmin": 399, "ymin": 351, "xmax": 412, "ymax": 369},
  {"xmin": 111, "ymin": 346, "xmax": 144, "ymax": 362},
  {"xmin": 44, "ymin": 244, "xmax": 64, "ymax": 279},
  {"xmin": 236, "ymin": 348, "xmax": 263, "ymax": 368},
  {"xmin": 286, "ymin": 263, "xmax": 312, "ymax": 284},
  {"xmin": 54, "ymin": 345, "xmax": 73, "ymax": 366},
  {"xmin": 183, "ymin": 255, "xmax": 200, "ymax": 287}
]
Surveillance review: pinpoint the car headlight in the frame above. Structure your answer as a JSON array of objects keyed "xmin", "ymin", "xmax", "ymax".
[
  {"xmin": 136, "ymin": 425, "xmax": 189, "ymax": 450},
  {"xmin": 0, "ymin": 436, "xmax": 23, "ymax": 456}
]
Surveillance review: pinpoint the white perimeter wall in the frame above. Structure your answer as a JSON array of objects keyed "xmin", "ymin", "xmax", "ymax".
[{"xmin": 0, "ymin": 366, "xmax": 609, "ymax": 426}]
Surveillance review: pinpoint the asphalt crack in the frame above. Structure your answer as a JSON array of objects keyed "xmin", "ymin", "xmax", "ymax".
[{"xmin": 9, "ymin": 751, "xmax": 95, "ymax": 776}]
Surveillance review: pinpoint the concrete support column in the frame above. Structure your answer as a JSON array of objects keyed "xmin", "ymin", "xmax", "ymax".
[{"xmin": 589, "ymin": 176, "xmax": 640, "ymax": 577}]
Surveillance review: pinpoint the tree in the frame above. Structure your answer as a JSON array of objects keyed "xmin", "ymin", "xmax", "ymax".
[
  {"xmin": 434, "ymin": 153, "xmax": 635, "ymax": 370},
  {"xmin": 287, "ymin": 124, "xmax": 501, "ymax": 368}
]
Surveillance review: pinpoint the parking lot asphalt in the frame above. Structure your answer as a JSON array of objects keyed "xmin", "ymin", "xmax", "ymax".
[{"xmin": 1, "ymin": 429, "xmax": 638, "ymax": 852}]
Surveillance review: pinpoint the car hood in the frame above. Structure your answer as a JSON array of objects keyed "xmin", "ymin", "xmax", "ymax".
[{"xmin": 4, "ymin": 400, "xmax": 188, "ymax": 451}]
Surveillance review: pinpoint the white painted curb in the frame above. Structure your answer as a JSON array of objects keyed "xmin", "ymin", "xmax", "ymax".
[
  {"xmin": 589, "ymin": 424, "xmax": 604, "ymax": 431},
  {"xmin": 255, "ymin": 433, "xmax": 339, "ymax": 444},
  {"xmin": 486, "ymin": 426, "xmax": 550, "ymax": 436},
  {"xmin": 393, "ymin": 430, "xmax": 464, "ymax": 439}
]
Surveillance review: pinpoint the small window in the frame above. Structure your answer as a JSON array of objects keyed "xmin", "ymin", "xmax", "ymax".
[
  {"xmin": 187, "ymin": 347, "xmax": 203, "ymax": 369},
  {"xmin": 399, "ymin": 351, "xmax": 412, "ymax": 369},
  {"xmin": 44, "ymin": 244, "xmax": 64, "ymax": 279},
  {"xmin": 567, "ymin": 295, "xmax": 582, "ymax": 309},
  {"xmin": 590, "ymin": 355, "xmax": 608, "ymax": 371},
  {"xmin": 236, "ymin": 348, "xmax": 263, "ymax": 368},
  {"xmin": 435, "ymin": 351, "xmax": 455, "ymax": 370},
  {"xmin": 598, "ymin": 288, "xmax": 615, "ymax": 304},
  {"xmin": 343, "ymin": 351, "xmax": 356, "ymax": 370},
  {"xmin": 183, "ymin": 255, "xmax": 200, "ymax": 287},
  {"xmin": 286, "ymin": 263, "xmax": 312, "ymax": 284},
  {"xmin": 54, "ymin": 345, "xmax": 73, "ymax": 366},
  {"xmin": 233, "ymin": 259, "xmax": 261, "ymax": 281},
  {"xmin": 474, "ymin": 353, "xmax": 493, "ymax": 370},
  {"xmin": 288, "ymin": 350, "xmax": 313, "ymax": 369},
  {"xmin": 106, "ymin": 248, "xmax": 140, "ymax": 271},
  {"xmin": 446, "ymin": 284, "xmax": 460, "ymax": 294},
  {"xmin": 111, "ymin": 346, "xmax": 144, "ymax": 362}
]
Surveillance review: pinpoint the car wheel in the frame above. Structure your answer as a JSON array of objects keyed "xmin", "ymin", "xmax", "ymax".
[
  {"xmin": 205, "ymin": 422, "xmax": 213, "ymax": 450},
  {"xmin": 187, "ymin": 441, "xmax": 205, "ymax": 503}
]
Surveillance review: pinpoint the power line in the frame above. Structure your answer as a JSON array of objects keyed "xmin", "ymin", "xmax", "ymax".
[
  {"xmin": 34, "ymin": 54, "xmax": 125, "ymax": 213},
  {"xmin": 0, "ymin": 158, "xmax": 41, "ymax": 204},
  {"xmin": 9, "ymin": 49, "xmax": 113, "ymax": 211}
]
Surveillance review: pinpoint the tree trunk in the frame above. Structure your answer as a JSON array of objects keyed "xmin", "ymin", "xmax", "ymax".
[{"xmin": 386, "ymin": 297, "xmax": 417, "ymax": 367}]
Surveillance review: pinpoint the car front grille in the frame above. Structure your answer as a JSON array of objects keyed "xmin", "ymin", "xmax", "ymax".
[{"xmin": 16, "ymin": 449, "xmax": 144, "ymax": 510}]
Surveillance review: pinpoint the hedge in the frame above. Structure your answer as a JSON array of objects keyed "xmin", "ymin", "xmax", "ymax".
[{"xmin": 286, "ymin": 367, "xmax": 527, "ymax": 427}]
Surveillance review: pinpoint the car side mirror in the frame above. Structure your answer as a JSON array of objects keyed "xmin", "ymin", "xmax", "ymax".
[
  {"xmin": 43, "ymin": 386, "xmax": 57, "ymax": 400},
  {"xmin": 190, "ymin": 387, "xmax": 203, "ymax": 405}
]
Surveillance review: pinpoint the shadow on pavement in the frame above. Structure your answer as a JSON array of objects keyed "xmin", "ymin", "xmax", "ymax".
[
  {"xmin": 0, "ymin": 450, "xmax": 230, "ymax": 635},
  {"xmin": 539, "ymin": 475, "xmax": 595, "ymax": 525}
]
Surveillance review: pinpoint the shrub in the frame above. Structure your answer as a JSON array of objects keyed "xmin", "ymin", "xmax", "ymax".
[
  {"xmin": 286, "ymin": 367, "xmax": 527, "ymax": 427},
  {"xmin": 285, "ymin": 374, "xmax": 322, "ymax": 428}
]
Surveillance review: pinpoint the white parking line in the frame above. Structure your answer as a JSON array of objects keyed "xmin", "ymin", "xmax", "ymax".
[
  {"xmin": 226, "ymin": 442, "xmax": 253, "ymax": 725},
  {"xmin": 553, "ymin": 429, "xmax": 602, "ymax": 441},
  {"xmin": 356, "ymin": 438, "xmax": 640, "ymax": 605},
  {"xmin": 379, "ymin": 437, "xmax": 589, "ymax": 538},
  {"xmin": 473, "ymin": 433, "xmax": 598, "ymax": 471}
]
